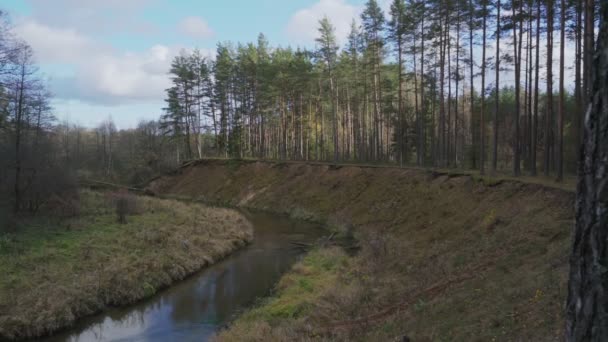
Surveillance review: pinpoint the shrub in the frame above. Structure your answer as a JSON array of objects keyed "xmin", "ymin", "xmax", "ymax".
[
  {"xmin": 112, "ymin": 190, "xmax": 138, "ymax": 224},
  {"xmin": 23, "ymin": 166, "xmax": 79, "ymax": 215},
  {"xmin": 0, "ymin": 234, "xmax": 15, "ymax": 254},
  {"xmin": 45, "ymin": 192, "xmax": 81, "ymax": 218}
]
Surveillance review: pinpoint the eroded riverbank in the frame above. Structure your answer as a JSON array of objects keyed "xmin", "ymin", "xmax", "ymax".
[{"xmin": 150, "ymin": 159, "xmax": 574, "ymax": 341}]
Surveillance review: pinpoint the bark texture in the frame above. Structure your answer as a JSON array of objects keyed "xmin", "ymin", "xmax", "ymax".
[{"xmin": 566, "ymin": 3, "xmax": 608, "ymax": 340}]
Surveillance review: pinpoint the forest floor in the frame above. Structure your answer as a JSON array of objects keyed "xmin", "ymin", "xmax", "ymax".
[
  {"xmin": 0, "ymin": 190, "xmax": 252, "ymax": 340},
  {"xmin": 148, "ymin": 159, "xmax": 574, "ymax": 341}
]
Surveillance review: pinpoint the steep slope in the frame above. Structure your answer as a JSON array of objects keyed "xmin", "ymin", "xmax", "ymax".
[{"xmin": 148, "ymin": 159, "xmax": 573, "ymax": 341}]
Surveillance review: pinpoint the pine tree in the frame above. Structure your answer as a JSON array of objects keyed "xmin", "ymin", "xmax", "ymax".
[
  {"xmin": 316, "ymin": 17, "xmax": 340, "ymax": 162},
  {"xmin": 361, "ymin": 0, "xmax": 386, "ymax": 161},
  {"xmin": 389, "ymin": 0, "xmax": 407, "ymax": 165}
]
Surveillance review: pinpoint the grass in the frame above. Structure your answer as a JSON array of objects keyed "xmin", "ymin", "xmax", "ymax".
[
  {"xmin": 0, "ymin": 190, "xmax": 253, "ymax": 340},
  {"xmin": 215, "ymin": 247, "xmax": 349, "ymax": 341},
  {"xmin": 149, "ymin": 158, "xmax": 574, "ymax": 341}
]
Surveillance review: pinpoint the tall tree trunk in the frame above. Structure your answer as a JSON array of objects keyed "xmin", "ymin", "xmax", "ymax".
[
  {"xmin": 512, "ymin": 0, "xmax": 523, "ymax": 176},
  {"xmin": 583, "ymin": 0, "xmax": 595, "ymax": 100},
  {"xmin": 480, "ymin": 0, "xmax": 488, "ymax": 175},
  {"xmin": 439, "ymin": 14, "xmax": 447, "ymax": 167},
  {"xmin": 566, "ymin": 2, "xmax": 608, "ymax": 338},
  {"xmin": 447, "ymin": 13, "xmax": 452, "ymax": 167},
  {"xmin": 330, "ymin": 74, "xmax": 339, "ymax": 162},
  {"xmin": 398, "ymin": 29, "xmax": 404, "ymax": 165},
  {"xmin": 373, "ymin": 35, "xmax": 382, "ymax": 161},
  {"xmin": 532, "ymin": 0, "xmax": 541, "ymax": 176},
  {"xmin": 455, "ymin": 6, "xmax": 461, "ymax": 167},
  {"xmin": 419, "ymin": 13, "xmax": 426, "ymax": 166},
  {"xmin": 412, "ymin": 32, "xmax": 418, "ymax": 167},
  {"xmin": 544, "ymin": 0, "xmax": 554, "ymax": 176},
  {"xmin": 13, "ymin": 64, "xmax": 26, "ymax": 214},
  {"xmin": 527, "ymin": 0, "xmax": 534, "ymax": 172},
  {"xmin": 469, "ymin": 0, "xmax": 477, "ymax": 169},
  {"xmin": 574, "ymin": 0, "xmax": 583, "ymax": 163},
  {"xmin": 556, "ymin": 0, "xmax": 565, "ymax": 181},
  {"xmin": 432, "ymin": 58, "xmax": 437, "ymax": 165},
  {"xmin": 493, "ymin": 0, "xmax": 501, "ymax": 173}
]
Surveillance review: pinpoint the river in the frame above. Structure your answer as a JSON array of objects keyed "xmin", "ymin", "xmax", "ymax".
[{"xmin": 42, "ymin": 210, "xmax": 325, "ymax": 342}]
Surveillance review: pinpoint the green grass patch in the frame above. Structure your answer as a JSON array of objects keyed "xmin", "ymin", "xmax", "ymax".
[{"xmin": 233, "ymin": 248, "xmax": 347, "ymax": 324}]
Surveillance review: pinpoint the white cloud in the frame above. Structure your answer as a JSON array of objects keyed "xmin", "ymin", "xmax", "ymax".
[
  {"xmin": 286, "ymin": 0, "xmax": 361, "ymax": 46},
  {"xmin": 14, "ymin": 18, "xmax": 189, "ymax": 106},
  {"xmin": 14, "ymin": 19, "xmax": 108, "ymax": 63},
  {"xmin": 24, "ymin": 0, "xmax": 155, "ymax": 35},
  {"xmin": 9, "ymin": 1, "xmax": 217, "ymax": 127},
  {"xmin": 378, "ymin": 0, "xmax": 392, "ymax": 16},
  {"xmin": 178, "ymin": 16, "xmax": 214, "ymax": 39}
]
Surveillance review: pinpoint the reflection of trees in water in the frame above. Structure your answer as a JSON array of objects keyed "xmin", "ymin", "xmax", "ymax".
[
  {"xmin": 166, "ymin": 248, "xmax": 297, "ymax": 326},
  {"xmin": 58, "ymin": 307, "xmax": 149, "ymax": 342},
  {"xmin": 54, "ymin": 212, "xmax": 325, "ymax": 341}
]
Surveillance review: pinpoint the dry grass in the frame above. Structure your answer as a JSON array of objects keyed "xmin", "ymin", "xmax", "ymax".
[
  {"xmin": 0, "ymin": 190, "xmax": 252, "ymax": 340},
  {"xmin": 150, "ymin": 159, "xmax": 574, "ymax": 341},
  {"xmin": 215, "ymin": 247, "xmax": 350, "ymax": 342}
]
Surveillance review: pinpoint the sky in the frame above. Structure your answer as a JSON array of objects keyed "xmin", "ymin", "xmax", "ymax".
[
  {"xmin": 3, "ymin": 0, "xmax": 392, "ymax": 129},
  {"xmin": 3, "ymin": 0, "xmax": 575, "ymax": 129}
]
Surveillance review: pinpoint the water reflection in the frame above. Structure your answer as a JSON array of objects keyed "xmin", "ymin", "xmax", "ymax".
[{"xmin": 42, "ymin": 210, "xmax": 324, "ymax": 342}]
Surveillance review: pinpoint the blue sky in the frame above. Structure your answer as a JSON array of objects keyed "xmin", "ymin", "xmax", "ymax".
[
  {"xmin": 3, "ymin": 0, "xmax": 383, "ymax": 128},
  {"xmin": 4, "ymin": 0, "xmax": 574, "ymax": 129}
]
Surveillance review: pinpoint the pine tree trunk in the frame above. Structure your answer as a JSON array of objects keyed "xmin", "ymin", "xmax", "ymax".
[
  {"xmin": 493, "ymin": 0, "xmax": 501, "ymax": 173},
  {"xmin": 439, "ymin": 14, "xmax": 446, "ymax": 167},
  {"xmin": 447, "ymin": 16, "xmax": 453, "ymax": 167},
  {"xmin": 544, "ymin": 0, "xmax": 554, "ymax": 176},
  {"xmin": 398, "ymin": 33, "xmax": 404, "ymax": 165},
  {"xmin": 480, "ymin": 0, "xmax": 487, "ymax": 175},
  {"xmin": 566, "ymin": 2, "xmax": 608, "ymax": 338},
  {"xmin": 513, "ymin": 0, "xmax": 523, "ymax": 177},
  {"xmin": 583, "ymin": 0, "xmax": 594, "ymax": 100},
  {"xmin": 455, "ymin": 6, "xmax": 461, "ymax": 167},
  {"xmin": 419, "ymin": 13, "xmax": 426, "ymax": 166},
  {"xmin": 574, "ymin": 0, "xmax": 583, "ymax": 163},
  {"xmin": 532, "ymin": 0, "xmax": 541, "ymax": 176},
  {"xmin": 556, "ymin": 0, "xmax": 565, "ymax": 181},
  {"xmin": 469, "ymin": 0, "xmax": 476, "ymax": 169},
  {"xmin": 527, "ymin": 0, "xmax": 534, "ymax": 172}
]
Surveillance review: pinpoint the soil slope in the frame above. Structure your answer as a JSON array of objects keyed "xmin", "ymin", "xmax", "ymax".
[{"xmin": 148, "ymin": 159, "xmax": 574, "ymax": 341}]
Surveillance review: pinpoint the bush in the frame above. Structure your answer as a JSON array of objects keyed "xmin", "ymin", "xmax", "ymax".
[
  {"xmin": 112, "ymin": 190, "xmax": 138, "ymax": 224},
  {"xmin": 45, "ymin": 193, "xmax": 81, "ymax": 218}
]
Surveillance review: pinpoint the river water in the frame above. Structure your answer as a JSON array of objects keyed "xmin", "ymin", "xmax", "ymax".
[{"xmin": 42, "ymin": 210, "xmax": 325, "ymax": 342}]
